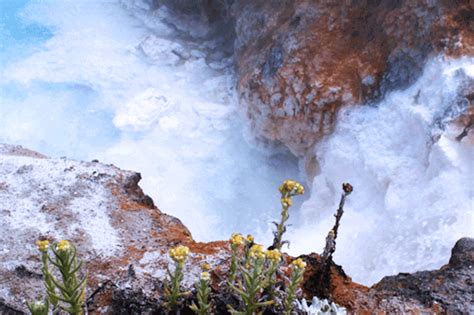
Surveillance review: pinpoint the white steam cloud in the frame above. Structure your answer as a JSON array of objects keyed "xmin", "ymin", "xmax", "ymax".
[{"xmin": 0, "ymin": 0, "xmax": 301, "ymax": 244}]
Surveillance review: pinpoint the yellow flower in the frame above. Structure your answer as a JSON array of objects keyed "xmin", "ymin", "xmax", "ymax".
[
  {"xmin": 265, "ymin": 249, "xmax": 282, "ymax": 262},
  {"xmin": 281, "ymin": 197, "xmax": 293, "ymax": 207},
  {"xmin": 202, "ymin": 262, "xmax": 211, "ymax": 271},
  {"xmin": 291, "ymin": 258, "xmax": 307, "ymax": 270},
  {"xmin": 56, "ymin": 240, "xmax": 71, "ymax": 252},
  {"xmin": 169, "ymin": 245, "xmax": 190, "ymax": 264},
  {"xmin": 295, "ymin": 182, "xmax": 305, "ymax": 195},
  {"xmin": 36, "ymin": 240, "xmax": 49, "ymax": 252},
  {"xmin": 279, "ymin": 180, "xmax": 295, "ymax": 194},
  {"xmin": 249, "ymin": 244, "xmax": 265, "ymax": 260},
  {"xmin": 246, "ymin": 234, "xmax": 254, "ymax": 243},
  {"xmin": 201, "ymin": 271, "xmax": 211, "ymax": 281},
  {"xmin": 230, "ymin": 233, "xmax": 245, "ymax": 246},
  {"xmin": 279, "ymin": 180, "xmax": 305, "ymax": 195}
]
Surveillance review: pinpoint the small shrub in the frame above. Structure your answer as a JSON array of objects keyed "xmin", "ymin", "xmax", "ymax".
[
  {"xmin": 29, "ymin": 240, "xmax": 87, "ymax": 315},
  {"xmin": 190, "ymin": 264, "xmax": 212, "ymax": 315},
  {"xmin": 283, "ymin": 258, "xmax": 307, "ymax": 315},
  {"xmin": 272, "ymin": 180, "xmax": 305, "ymax": 250},
  {"xmin": 164, "ymin": 245, "xmax": 191, "ymax": 311}
]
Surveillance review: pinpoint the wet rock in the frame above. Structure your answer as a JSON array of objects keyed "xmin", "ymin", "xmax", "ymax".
[
  {"xmin": 224, "ymin": 0, "xmax": 474, "ymax": 155},
  {"xmin": 144, "ymin": 0, "xmax": 473, "ymax": 155}
]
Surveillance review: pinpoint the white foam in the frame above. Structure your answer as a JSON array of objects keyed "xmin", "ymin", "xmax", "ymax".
[{"xmin": 288, "ymin": 57, "xmax": 474, "ymax": 284}]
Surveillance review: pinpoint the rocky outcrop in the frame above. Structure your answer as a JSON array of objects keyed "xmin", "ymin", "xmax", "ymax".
[
  {"xmin": 151, "ymin": 0, "xmax": 473, "ymax": 155},
  {"xmin": 303, "ymin": 237, "xmax": 474, "ymax": 314},
  {"xmin": 0, "ymin": 144, "xmax": 227, "ymax": 314},
  {"xmin": 1, "ymin": 144, "xmax": 472, "ymax": 314},
  {"xmin": 228, "ymin": 0, "xmax": 474, "ymax": 155}
]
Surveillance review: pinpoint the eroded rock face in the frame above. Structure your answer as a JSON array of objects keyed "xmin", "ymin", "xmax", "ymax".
[
  {"xmin": 229, "ymin": 0, "xmax": 474, "ymax": 155},
  {"xmin": 0, "ymin": 144, "xmax": 228, "ymax": 314},
  {"xmin": 150, "ymin": 1, "xmax": 473, "ymax": 155}
]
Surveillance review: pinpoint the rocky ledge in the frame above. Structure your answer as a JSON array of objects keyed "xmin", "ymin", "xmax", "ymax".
[{"xmin": 0, "ymin": 144, "xmax": 472, "ymax": 314}]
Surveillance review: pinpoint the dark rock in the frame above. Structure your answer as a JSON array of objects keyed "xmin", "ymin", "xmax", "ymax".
[{"xmin": 449, "ymin": 237, "xmax": 474, "ymax": 267}]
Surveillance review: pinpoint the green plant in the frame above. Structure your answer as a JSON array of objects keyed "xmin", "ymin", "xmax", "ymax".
[
  {"xmin": 157, "ymin": 180, "xmax": 346, "ymax": 314},
  {"xmin": 224, "ymin": 180, "xmax": 308, "ymax": 314},
  {"xmin": 30, "ymin": 240, "xmax": 87, "ymax": 315},
  {"xmin": 228, "ymin": 233, "xmax": 245, "ymax": 285},
  {"xmin": 272, "ymin": 180, "xmax": 305, "ymax": 250},
  {"xmin": 26, "ymin": 299, "xmax": 49, "ymax": 315},
  {"xmin": 227, "ymin": 244, "xmax": 275, "ymax": 315},
  {"xmin": 283, "ymin": 258, "xmax": 307, "ymax": 315},
  {"xmin": 164, "ymin": 245, "xmax": 191, "ymax": 312},
  {"xmin": 263, "ymin": 249, "xmax": 281, "ymax": 301},
  {"xmin": 190, "ymin": 264, "xmax": 212, "ymax": 315}
]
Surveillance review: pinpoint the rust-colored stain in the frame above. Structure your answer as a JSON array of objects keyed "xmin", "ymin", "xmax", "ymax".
[{"xmin": 234, "ymin": 0, "xmax": 474, "ymax": 156}]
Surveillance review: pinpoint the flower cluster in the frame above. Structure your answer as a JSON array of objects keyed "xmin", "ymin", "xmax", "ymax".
[
  {"xmin": 227, "ymin": 232, "xmax": 309, "ymax": 315},
  {"xmin": 279, "ymin": 180, "xmax": 305, "ymax": 196},
  {"xmin": 200, "ymin": 271, "xmax": 211, "ymax": 281},
  {"xmin": 56, "ymin": 240, "xmax": 71, "ymax": 252},
  {"xmin": 280, "ymin": 197, "xmax": 292, "ymax": 207},
  {"xmin": 265, "ymin": 249, "xmax": 282, "ymax": 262},
  {"xmin": 230, "ymin": 233, "xmax": 245, "ymax": 246},
  {"xmin": 36, "ymin": 240, "xmax": 49, "ymax": 252},
  {"xmin": 291, "ymin": 258, "xmax": 307, "ymax": 270},
  {"xmin": 249, "ymin": 244, "xmax": 266, "ymax": 260},
  {"xmin": 169, "ymin": 245, "xmax": 190, "ymax": 265}
]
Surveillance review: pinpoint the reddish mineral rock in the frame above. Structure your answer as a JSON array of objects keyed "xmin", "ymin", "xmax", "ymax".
[{"xmin": 229, "ymin": 0, "xmax": 474, "ymax": 156}]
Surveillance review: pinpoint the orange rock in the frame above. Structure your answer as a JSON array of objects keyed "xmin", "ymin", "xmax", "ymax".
[{"xmin": 231, "ymin": 0, "xmax": 474, "ymax": 155}]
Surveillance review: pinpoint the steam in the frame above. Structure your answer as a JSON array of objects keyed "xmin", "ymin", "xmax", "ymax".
[
  {"xmin": 289, "ymin": 58, "xmax": 474, "ymax": 284},
  {"xmin": 0, "ymin": 0, "xmax": 301, "ymax": 243}
]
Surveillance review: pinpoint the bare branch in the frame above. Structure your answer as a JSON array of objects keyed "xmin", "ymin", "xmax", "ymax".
[{"xmin": 321, "ymin": 183, "xmax": 353, "ymax": 261}]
